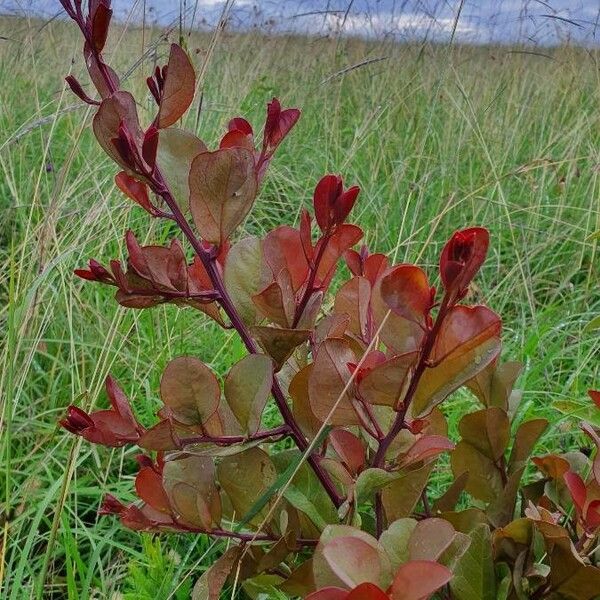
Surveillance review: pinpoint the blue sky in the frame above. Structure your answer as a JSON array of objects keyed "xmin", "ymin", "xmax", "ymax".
[{"xmin": 2, "ymin": 1, "xmax": 600, "ymax": 45}]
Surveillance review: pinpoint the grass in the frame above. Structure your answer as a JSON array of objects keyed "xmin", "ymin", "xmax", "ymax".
[{"xmin": 0, "ymin": 12, "xmax": 599, "ymax": 599}]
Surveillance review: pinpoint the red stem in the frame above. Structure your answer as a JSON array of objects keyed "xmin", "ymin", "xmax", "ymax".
[
  {"xmin": 291, "ymin": 229, "xmax": 331, "ymax": 328},
  {"xmin": 68, "ymin": 11, "xmax": 343, "ymax": 509},
  {"xmin": 177, "ymin": 425, "xmax": 290, "ymax": 446},
  {"xmin": 372, "ymin": 293, "xmax": 452, "ymax": 536}
]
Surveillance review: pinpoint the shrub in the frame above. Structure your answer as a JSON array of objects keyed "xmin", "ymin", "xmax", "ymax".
[{"xmin": 58, "ymin": 2, "xmax": 600, "ymax": 598}]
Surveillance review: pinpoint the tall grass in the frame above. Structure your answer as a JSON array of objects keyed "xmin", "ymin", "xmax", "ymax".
[{"xmin": 0, "ymin": 13, "xmax": 598, "ymax": 598}]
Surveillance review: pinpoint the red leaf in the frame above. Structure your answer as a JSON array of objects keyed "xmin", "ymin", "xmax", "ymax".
[
  {"xmin": 589, "ymin": 390, "xmax": 600, "ymax": 410},
  {"xmin": 564, "ymin": 471, "xmax": 587, "ymax": 517},
  {"xmin": 329, "ymin": 429, "xmax": 366, "ymax": 476},
  {"xmin": 263, "ymin": 97, "xmax": 300, "ymax": 153},
  {"xmin": 431, "ymin": 305, "xmax": 502, "ymax": 365},
  {"xmin": 157, "ymin": 44, "xmax": 195, "ymax": 128},
  {"xmin": 115, "ymin": 172, "xmax": 156, "ymax": 215},
  {"xmin": 387, "ymin": 560, "xmax": 452, "ymax": 600},
  {"xmin": 135, "ymin": 465, "xmax": 171, "ymax": 513},
  {"xmin": 439, "ymin": 227, "xmax": 489, "ymax": 297},
  {"xmin": 401, "ymin": 435, "xmax": 455, "ymax": 467},
  {"xmin": 347, "ymin": 583, "xmax": 390, "ymax": 600},
  {"xmin": 380, "ymin": 265, "xmax": 432, "ymax": 325}
]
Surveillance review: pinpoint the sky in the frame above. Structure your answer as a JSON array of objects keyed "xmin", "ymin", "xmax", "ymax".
[{"xmin": 2, "ymin": 0, "xmax": 600, "ymax": 45}]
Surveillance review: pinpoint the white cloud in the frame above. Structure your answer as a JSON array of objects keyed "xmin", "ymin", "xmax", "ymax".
[{"xmin": 320, "ymin": 12, "xmax": 479, "ymax": 39}]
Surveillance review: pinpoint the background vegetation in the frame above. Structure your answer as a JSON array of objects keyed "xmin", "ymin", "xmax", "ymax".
[{"xmin": 0, "ymin": 11, "xmax": 598, "ymax": 598}]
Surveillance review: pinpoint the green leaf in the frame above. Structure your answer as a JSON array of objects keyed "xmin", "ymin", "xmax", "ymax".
[
  {"xmin": 583, "ymin": 314, "xmax": 600, "ymax": 332},
  {"xmin": 553, "ymin": 400, "xmax": 600, "ymax": 428},
  {"xmin": 355, "ymin": 468, "xmax": 402, "ymax": 504},
  {"xmin": 189, "ymin": 148, "xmax": 257, "ymax": 245},
  {"xmin": 160, "ymin": 356, "xmax": 220, "ymax": 426},
  {"xmin": 156, "ymin": 128, "xmax": 207, "ymax": 211},
  {"xmin": 217, "ymin": 447, "xmax": 277, "ymax": 526},
  {"xmin": 224, "ymin": 354, "xmax": 273, "ymax": 434},
  {"xmin": 235, "ymin": 426, "xmax": 332, "ymax": 530},
  {"xmin": 223, "ymin": 236, "xmax": 263, "ymax": 325},
  {"xmin": 379, "ymin": 518, "xmax": 417, "ymax": 570},
  {"xmin": 449, "ymin": 523, "xmax": 496, "ymax": 600},
  {"xmin": 272, "ymin": 448, "xmax": 338, "ymax": 531}
]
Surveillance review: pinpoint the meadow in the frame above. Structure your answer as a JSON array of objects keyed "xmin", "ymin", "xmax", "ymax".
[{"xmin": 0, "ymin": 12, "xmax": 599, "ymax": 599}]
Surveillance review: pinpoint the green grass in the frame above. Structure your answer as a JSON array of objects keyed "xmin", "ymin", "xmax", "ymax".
[{"xmin": 0, "ymin": 13, "xmax": 599, "ymax": 599}]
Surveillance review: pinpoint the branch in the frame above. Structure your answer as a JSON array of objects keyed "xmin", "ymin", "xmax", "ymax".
[
  {"xmin": 177, "ymin": 425, "xmax": 290, "ymax": 446},
  {"xmin": 65, "ymin": 10, "xmax": 343, "ymax": 509},
  {"xmin": 372, "ymin": 293, "xmax": 452, "ymax": 535}
]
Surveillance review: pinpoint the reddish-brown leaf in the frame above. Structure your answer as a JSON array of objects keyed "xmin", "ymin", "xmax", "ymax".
[
  {"xmin": 157, "ymin": 44, "xmax": 195, "ymax": 128},
  {"xmin": 160, "ymin": 356, "xmax": 220, "ymax": 426},
  {"xmin": 251, "ymin": 326, "xmax": 310, "ymax": 370},
  {"xmin": 329, "ymin": 429, "xmax": 365, "ymax": 476},
  {"xmin": 224, "ymin": 354, "xmax": 273, "ymax": 434},
  {"xmin": 431, "ymin": 305, "xmax": 502, "ymax": 365},
  {"xmin": 92, "ymin": 91, "xmax": 144, "ymax": 173},
  {"xmin": 189, "ymin": 148, "xmax": 257, "ymax": 244},
  {"xmin": 309, "ymin": 338, "xmax": 359, "ymax": 426},
  {"xmin": 358, "ymin": 352, "xmax": 418, "ymax": 409},
  {"xmin": 380, "ymin": 265, "xmax": 431, "ymax": 325},
  {"xmin": 334, "ymin": 276, "xmax": 372, "ymax": 342},
  {"xmin": 387, "ymin": 560, "xmax": 452, "ymax": 600},
  {"xmin": 263, "ymin": 225, "xmax": 310, "ymax": 292},
  {"xmin": 162, "ymin": 454, "xmax": 221, "ymax": 529}
]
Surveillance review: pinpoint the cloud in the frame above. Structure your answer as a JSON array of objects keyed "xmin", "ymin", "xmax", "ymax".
[{"xmin": 317, "ymin": 11, "xmax": 480, "ymax": 40}]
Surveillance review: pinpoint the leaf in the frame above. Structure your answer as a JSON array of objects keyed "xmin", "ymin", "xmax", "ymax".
[
  {"xmin": 329, "ymin": 429, "xmax": 365, "ymax": 476},
  {"xmin": 358, "ymin": 352, "xmax": 418, "ymax": 409},
  {"xmin": 217, "ymin": 447, "xmax": 277, "ymax": 525},
  {"xmin": 162, "ymin": 454, "xmax": 221, "ymax": 529},
  {"xmin": 355, "ymin": 468, "xmax": 402, "ymax": 504},
  {"xmin": 272, "ymin": 449, "xmax": 338, "ymax": 532},
  {"xmin": 158, "ymin": 44, "xmax": 195, "ymax": 128},
  {"xmin": 290, "ymin": 364, "xmax": 322, "ymax": 439},
  {"xmin": 313, "ymin": 526, "xmax": 392, "ymax": 590},
  {"xmin": 334, "ymin": 276, "xmax": 372, "ymax": 341},
  {"xmin": 458, "ymin": 407, "xmax": 510, "ymax": 461},
  {"xmin": 380, "ymin": 265, "xmax": 431, "ymax": 324},
  {"xmin": 263, "ymin": 225, "xmax": 310, "ymax": 292},
  {"xmin": 553, "ymin": 399, "xmax": 600, "ymax": 428},
  {"xmin": 92, "ymin": 91, "xmax": 144, "ymax": 173},
  {"xmin": 189, "ymin": 147, "xmax": 257, "ymax": 244},
  {"xmin": 160, "ymin": 356, "xmax": 220, "ymax": 426},
  {"xmin": 192, "ymin": 546, "xmax": 242, "ymax": 600},
  {"xmin": 370, "ymin": 276, "xmax": 425, "ymax": 355},
  {"xmin": 388, "ymin": 560, "xmax": 453, "ymax": 600},
  {"xmin": 309, "ymin": 338, "xmax": 359, "ymax": 426},
  {"xmin": 224, "ymin": 354, "xmax": 273, "ymax": 434},
  {"xmin": 450, "ymin": 441, "xmax": 504, "ymax": 503},
  {"xmin": 223, "ymin": 236, "xmax": 263, "ymax": 325},
  {"xmin": 156, "ymin": 128, "xmax": 207, "ymax": 211},
  {"xmin": 508, "ymin": 418, "xmax": 548, "ymax": 474},
  {"xmin": 379, "ymin": 518, "xmax": 417, "ymax": 570},
  {"xmin": 467, "ymin": 361, "xmax": 522, "ymax": 410},
  {"xmin": 321, "ymin": 537, "xmax": 384, "ymax": 589},
  {"xmin": 408, "ymin": 518, "xmax": 457, "ymax": 562},
  {"xmin": 251, "ymin": 326, "xmax": 311, "ymax": 370},
  {"xmin": 400, "ymin": 435, "xmax": 455, "ymax": 467},
  {"xmin": 487, "ymin": 466, "xmax": 525, "ymax": 527},
  {"xmin": 412, "ymin": 335, "xmax": 501, "ymax": 418},
  {"xmin": 381, "ymin": 462, "xmax": 434, "ymax": 521},
  {"xmin": 431, "ymin": 305, "xmax": 502, "ymax": 365},
  {"xmin": 449, "ymin": 523, "xmax": 496, "ymax": 600}
]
